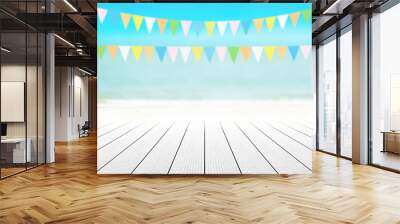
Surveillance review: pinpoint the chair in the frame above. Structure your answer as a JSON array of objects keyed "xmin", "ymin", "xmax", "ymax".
[{"xmin": 79, "ymin": 121, "xmax": 90, "ymax": 138}]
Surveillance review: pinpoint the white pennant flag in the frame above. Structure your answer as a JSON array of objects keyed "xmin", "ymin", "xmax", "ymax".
[
  {"xmin": 278, "ymin": 14, "xmax": 288, "ymax": 29},
  {"xmin": 251, "ymin": 46, "xmax": 263, "ymax": 62},
  {"xmin": 217, "ymin": 21, "xmax": 228, "ymax": 37},
  {"xmin": 167, "ymin": 47, "xmax": 178, "ymax": 62},
  {"xmin": 119, "ymin": 46, "xmax": 130, "ymax": 61},
  {"xmin": 98, "ymin": 8, "xmax": 108, "ymax": 24},
  {"xmin": 144, "ymin": 17, "xmax": 156, "ymax": 33},
  {"xmin": 181, "ymin": 20, "xmax": 192, "ymax": 37},
  {"xmin": 179, "ymin": 47, "xmax": 191, "ymax": 62},
  {"xmin": 300, "ymin": 45, "xmax": 311, "ymax": 59},
  {"xmin": 216, "ymin": 46, "xmax": 227, "ymax": 63},
  {"xmin": 229, "ymin": 20, "xmax": 240, "ymax": 36}
]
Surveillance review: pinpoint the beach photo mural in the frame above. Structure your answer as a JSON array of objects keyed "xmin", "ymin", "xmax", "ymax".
[{"xmin": 97, "ymin": 3, "xmax": 313, "ymax": 175}]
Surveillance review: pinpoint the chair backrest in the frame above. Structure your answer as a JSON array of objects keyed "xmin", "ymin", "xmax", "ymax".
[{"xmin": 82, "ymin": 121, "xmax": 90, "ymax": 129}]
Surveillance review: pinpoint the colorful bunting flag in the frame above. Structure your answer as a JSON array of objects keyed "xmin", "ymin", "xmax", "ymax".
[
  {"xmin": 264, "ymin": 46, "xmax": 275, "ymax": 62},
  {"xmin": 300, "ymin": 45, "xmax": 311, "ymax": 60},
  {"xmin": 242, "ymin": 20, "xmax": 251, "ymax": 35},
  {"xmin": 157, "ymin": 19, "xmax": 167, "ymax": 34},
  {"xmin": 156, "ymin": 46, "xmax": 167, "ymax": 61},
  {"xmin": 204, "ymin": 47, "xmax": 215, "ymax": 62},
  {"xmin": 133, "ymin": 15, "xmax": 144, "ymax": 31},
  {"xmin": 216, "ymin": 47, "xmax": 227, "ymax": 63},
  {"xmin": 290, "ymin": 12, "xmax": 300, "ymax": 27},
  {"xmin": 144, "ymin": 17, "xmax": 155, "ymax": 33},
  {"xmin": 119, "ymin": 46, "xmax": 130, "ymax": 61},
  {"xmin": 181, "ymin": 20, "xmax": 192, "ymax": 37},
  {"xmin": 288, "ymin": 46, "xmax": 299, "ymax": 60},
  {"xmin": 98, "ymin": 45, "xmax": 106, "ymax": 58},
  {"xmin": 277, "ymin": 46, "xmax": 287, "ymax": 61},
  {"xmin": 229, "ymin": 20, "xmax": 240, "ymax": 36},
  {"xmin": 303, "ymin": 9, "xmax": 312, "ymax": 22},
  {"xmin": 170, "ymin": 20, "xmax": 180, "ymax": 35},
  {"xmin": 98, "ymin": 8, "xmax": 108, "ymax": 24},
  {"xmin": 167, "ymin": 46, "xmax": 178, "ymax": 62},
  {"xmin": 108, "ymin": 46, "xmax": 118, "ymax": 59},
  {"xmin": 265, "ymin": 16, "xmax": 276, "ymax": 32},
  {"xmin": 192, "ymin": 47, "xmax": 203, "ymax": 61},
  {"xmin": 277, "ymin": 14, "xmax": 288, "ymax": 29},
  {"xmin": 144, "ymin": 46, "xmax": 154, "ymax": 60},
  {"xmin": 252, "ymin": 46, "xmax": 263, "ymax": 62},
  {"xmin": 228, "ymin": 47, "xmax": 239, "ymax": 62},
  {"xmin": 217, "ymin": 21, "xmax": 227, "ymax": 37},
  {"xmin": 120, "ymin": 13, "xmax": 131, "ymax": 29},
  {"xmin": 194, "ymin": 21, "xmax": 203, "ymax": 36},
  {"xmin": 253, "ymin": 18, "xmax": 263, "ymax": 33},
  {"xmin": 240, "ymin": 47, "xmax": 251, "ymax": 62},
  {"xmin": 131, "ymin": 46, "xmax": 143, "ymax": 61},
  {"xmin": 179, "ymin": 47, "xmax": 191, "ymax": 62},
  {"xmin": 205, "ymin": 21, "xmax": 215, "ymax": 37}
]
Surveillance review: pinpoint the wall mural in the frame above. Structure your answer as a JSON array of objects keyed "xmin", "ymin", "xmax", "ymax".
[{"xmin": 97, "ymin": 3, "xmax": 313, "ymax": 175}]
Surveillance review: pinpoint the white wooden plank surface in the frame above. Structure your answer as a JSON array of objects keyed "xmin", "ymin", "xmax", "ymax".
[
  {"xmin": 270, "ymin": 122, "xmax": 313, "ymax": 150},
  {"xmin": 97, "ymin": 121, "xmax": 127, "ymax": 137},
  {"xmin": 204, "ymin": 121, "xmax": 241, "ymax": 174},
  {"xmin": 97, "ymin": 122, "xmax": 157, "ymax": 172},
  {"xmin": 99, "ymin": 122, "xmax": 173, "ymax": 174},
  {"xmin": 133, "ymin": 122, "xmax": 189, "ymax": 174},
  {"xmin": 169, "ymin": 121, "xmax": 204, "ymax": 174},
  {"xmin": 221, "ymin": 122, "xmax": 276, "ymax": 174},
  {"xmin": 237, "ymin": 121, "xmax": 310, "ymax": 174},
  {"xmin": 284, "ymin": 122, "xmax": 315, "ymax": 137},
  {"xmin": 97, "ymin": 122, "xmax": 141, "ymax": 149}
]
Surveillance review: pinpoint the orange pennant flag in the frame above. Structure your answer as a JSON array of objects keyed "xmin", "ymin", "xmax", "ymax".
[
  {"xmin": 290, "ymin": 12, "xmax": 300, "ymax": 27},
  {"xmin": 120, "ymin": 13, "xmax": 131, "ymax": 29},
  {"xmin": 277, "ymin": 46, "xmax": 287, "ymax": 60},
  {"xmin": 144, "ymin": 46, "xmax": 154, "ymax": 60},
  {"xmin": 157, "ymin": 19, "xmax": 167, "ymax": 34},
  {"xmin": 108, "ymin": 46, "xmax": 117, "ymax": 59},
  {"xmin": 253, "ymin": 18, "xmax": 263, "ymax": 33},
  {"xmin": 240, "ymin": 47, "xmax": 251, "ymax": 62}
]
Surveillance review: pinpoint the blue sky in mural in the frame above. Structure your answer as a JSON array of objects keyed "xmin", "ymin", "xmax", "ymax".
[{"xmin": 98, "ymin": 3, "xmax": 312, "ymax": 100}]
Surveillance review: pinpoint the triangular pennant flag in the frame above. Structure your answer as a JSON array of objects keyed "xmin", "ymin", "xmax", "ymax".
[
  {"xmin": 192, "ymin": 47, "xmax": 203, "ymax": 61},
  {"xmin": 229, "ymin": 20, "xmax": 240, "ymax": 36},
  {"xmin": 290, "ymin": 12, "xmax": 300, "ymax": 27},
  {"xmin": 303, "ymin": 9, "xmax": 312, "ymax": 22},
  {"xmin": 167, "ymin": 46, "xmax": 178, "ymax": 62},
  {"xmin": 194, "ymin": 21, "xmax": 203, "ymax": 35},
  {"xmin": 98, "ymin": 45, "xmax": 106, "ymax": 58},
  {"xmin": 108, "ymin": 46, "xmax": 117, "ymax": 59},
  {"xmin": 217, "ymin": 21, "xmax": 227, "ymax": 37},
  {"xmin": 253, "ymin": 18, "xmax": 263, "ymax": 33},
  {"xmin": 144, "ymin": 17, "xmax": 156, "ymax": 33},
  {"xmin": 120, "ymin": 13, "xmax": 131, "ymax": 29},
  {"xmin": 251, "ymin": 46, "xmax": 263, "ymax": 62},
  {"xmin": 205, "ymin": 21, "xmax": 215, "ymax": 36},
  {"xmin": 241, "ymin": 20, "xmax": 251, "ymax": 34},
  {"xmin": 240, "ymin": 47, "xmax": 251, "ymax": 62},
  {"xmin": 156, "ymin": 46, "xmax": 167, "ymax": 61},
  {"xmin": 179, "ymin": 47, "xmax": 191, "ymax": 62},
  {"xmin": 216, "ymin": 47, "xmax": 227, "ymax": 63},
  {"xmin": 119, "ymin": 46, "xmax": 130, "ymax": 61},
  {"xmin": 301, "ymin": 45, "xmax": 311, "ymax": 59},
  {"xmin": 264, "ymin": 46, "xmax": 275, "ymax": 62},
  {"xmin": 265, "ymin": 16, "xmax": 276, "ymax": 32},
  {"xmin": 204, "ymin": 47, "xmax": 215, "ymax": 62},
  {"xmin": 157, "ymin": 19, "xmax": 167, "ymax": 34},
  {"xmin": 278, "ymin": 14, "xmax": 288, "ymax": 29},
  {"xmin": 288, "ymin": 46, "xmax": 299, "ymax": 60},
  {"xmin": 133, "ymin": 15, "xmax": 144, "ymax": 31},
  {"xmin": 131, "ymin": 46, "xmax": 143, "ymax": 61},
  {"xmin": 277, "ymin": 46, "xmax": 287, "ymax": 60},
  {"xmin": 98, "ymin": 8, "xmax": 108, "ymax": 24},
  {"xmin": 144, "ymin": 46, "xmax": 154, "ymax": 60},
  {"xmin": 181, "ymin": 20, "xmax": 192, "ymax": 37},
  {"xmin": 170, "ymin": 19, "xmax": 180, "ymax": 35},
  {"xmin": 228, "ymin": 47, "xmax": 239, "ymax": 62}
]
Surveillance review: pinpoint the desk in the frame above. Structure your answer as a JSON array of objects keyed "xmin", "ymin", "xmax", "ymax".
[
  {"xmin": 382, "ymin": 131, "xmax": 400, "ymax": 154},
  {"xmin": 1, "ymin": 138, "xmax": 31, "ymax": 163}
]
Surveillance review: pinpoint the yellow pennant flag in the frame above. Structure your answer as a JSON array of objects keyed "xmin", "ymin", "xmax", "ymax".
[
  {"xmin": 120, "ymin": 13, "xmax": 131, "ymax": 29},
  {"xmin": 290, "ymin": 12, "xmax": 300, "ymax": 27},
  {"xmin": 108, "ymin": 46, "xmax": 117, "ymax": 59},
  {"xmin": 265, "ymin": 16, "xmax": 276, "ymax": 32},
  {"xmin": 131, "ymin": 46, "xmax": 143, "ymax": 61},
  {"xmin": 133, "ymin": 15, "xmax": 144, "ymax": 31},
  {"xmin": 253, "ymin": 18, "xmax": 263, "ymax": 33},
  {"xmin": 205, "ymin": 21, "xmax": 215, "ymax": 36},
  {"xmin": 277, "ymin": 46, "xmax": 287, "ymax": 60},
  {"xmin": 240, "ymin": 47, "xmax": 251, "ymax": 62},
  {"xmin": 192, "ymin": 47, "xmax": 203, "ymax": 61},
  {"xmin": 264, "ymin": 46, "xmax": 275, "ymax": 62},
  {"xmin": 143, "ymin": 46, "xmax": 154, "ymax": 60}
]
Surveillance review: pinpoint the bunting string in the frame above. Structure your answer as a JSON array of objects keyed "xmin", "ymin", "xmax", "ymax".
[
  {"xmin": 98, "ymin": 45, "xmax": 311, "ymax": 63},
  {"xmin": 97, "ymin": 8, "xmax": 312, "ymax": 37}
]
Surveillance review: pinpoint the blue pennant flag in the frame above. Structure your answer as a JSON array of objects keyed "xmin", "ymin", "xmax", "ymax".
[
  {"xmin": 194, "ymin": 21, "xmax": 203, "ymax": 36},
  {"xmin": 288, "ymin": 46, "xmax": 299, "ymax": 60},
  {"xmin": 204, "ymin": 47, "xmax": 215, "ymax": 62},
  {"xmin": 156, "ymin": 46, "xmax": 167, "ymax": 61},
  {"xmin": 241, "ymin": 20, "xmax": 251, "ymax": 34}
]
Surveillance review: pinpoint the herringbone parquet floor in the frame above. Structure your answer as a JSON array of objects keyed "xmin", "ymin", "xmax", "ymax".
[{"xmin": 1, "ymin": 135, "xmax": 400, "ymax": 224}]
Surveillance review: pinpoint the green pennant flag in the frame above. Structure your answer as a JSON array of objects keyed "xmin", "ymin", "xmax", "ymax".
[
  {"xmin": 170, "ymin": 19, "xmax": 180, "ymax": 35},
  {"xmin": 228, "ymin": 47, "xmax": 239, "ymax": 62},
  {"xmin": 98, "ymin": 45, "xmax": 106, "ymax": 58},
  {"xmin": 303, "ymin": 9, "xmax": 312, "ymax": 22}
]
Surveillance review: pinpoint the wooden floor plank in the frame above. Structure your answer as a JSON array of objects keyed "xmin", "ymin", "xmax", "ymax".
[
  {"xmin": 97, "ymin": 122, "xmax": 141, "ymax": 149},
  {"xmin": 97, "ymin": 121, "xmax": 128, "ymax": 137},
  {"xmin": 283, "ymin": 122, "xmax": 315, "ymax": 137},
  {"xmin": 221, "ymin": 121, "xmax": 276, "ymax": 174},
  {"xmin": 269, "ymin": 122, "xmax": 314, "ymax": 150}
]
